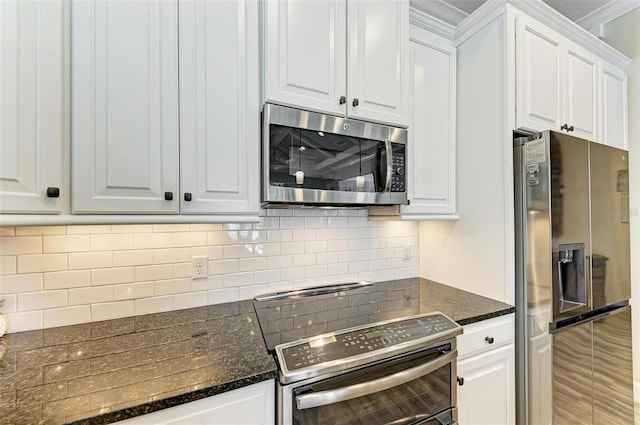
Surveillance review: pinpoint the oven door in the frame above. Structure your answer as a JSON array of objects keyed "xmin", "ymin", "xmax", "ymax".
[{"xmin": 282, "ymin": 345, "xmax": 457, "ymax": 425}]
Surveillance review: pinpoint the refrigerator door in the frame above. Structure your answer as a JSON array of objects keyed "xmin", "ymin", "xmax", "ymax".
[
  {"xmin": 552, "ymin": 321, "xmax": 593, "ymax": 425},
  {"xmin": 589, "ymin": 143, "xmax": 631, "ymax": 308},
  {"xmin": 549, "ymin": 132, "xmax": 592, "ymax": 322},
  {"xmin": 593, "ymin": 306, "xmax": 634, "ymax": 423}
]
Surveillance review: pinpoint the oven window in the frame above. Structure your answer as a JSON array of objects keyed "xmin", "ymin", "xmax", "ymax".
[
  {"xmin": 292, "ymin": 350, "xmax": 453, "ymax": 425},
  {"xmin": 269, "ymin": 124, "xmax": 383, "ymax": 193}
]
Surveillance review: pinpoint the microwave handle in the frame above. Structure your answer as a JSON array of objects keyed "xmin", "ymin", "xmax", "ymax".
[
  {"xmin": 295, "ymin": 349, "xmax": 456, "ymax": 410},
  {"xmin": 384, "ymin": 140, "xmax": 393, "ymax": 192}
]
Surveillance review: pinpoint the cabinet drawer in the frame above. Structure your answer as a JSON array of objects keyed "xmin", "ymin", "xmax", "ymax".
[{"xmin": 457, "ymin": 314, "xmax": 514, "ymax": 360}]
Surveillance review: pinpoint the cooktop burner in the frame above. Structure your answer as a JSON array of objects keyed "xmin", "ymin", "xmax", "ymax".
[{"xmin": 253, "ymin": 278, "xmax": 428, "ymax": 352}]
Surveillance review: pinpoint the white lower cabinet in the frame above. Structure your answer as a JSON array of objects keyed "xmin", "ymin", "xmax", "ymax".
[
  {"xmin": 456, "ymin": 314, "xmax": 515, "ymax": 425},
  {"xmin": 115, "ymin": 380, "xmax": 274, "ymax": 425}
]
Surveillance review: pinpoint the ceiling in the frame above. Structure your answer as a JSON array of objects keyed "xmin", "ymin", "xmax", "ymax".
[{"xmin": 410, "ymin": 0, "xmax": 640, "ymax": 35}]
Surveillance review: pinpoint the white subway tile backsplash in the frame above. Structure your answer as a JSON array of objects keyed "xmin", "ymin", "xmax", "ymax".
[
  {"xmin": 191, "ymin": 275, "xmax": 224, "ymax": 292},
  {"xmin": 44, "ymin": 306, "xmax": 91, "ymax": 328},
  {"xmin": 134, "ymin": 264, "xmax": 173, "ymax": 282},
  {"xmin": 173, "ymin": 291, "xmax": 208, "ymax": 309},
  {"xmin": 293, "ymin": 253, "xmax": 316, "ymax": 267},
  {"xmin": 91, "ymin": 267, "xmax": 134, "ymax": 286},
  {"xmin": 91, "ymin": 301, "xmax": 134, "ymax": 321},
  {"xmin": 90, "ymin": 234, "xmax": 133, "ymax": 251},
  {"xmin": 112, "ymin": 249, "xmax": 154, "ymax": 267},
  {"xmin": 5, "ymin": 310, "xmax": 43, "ymax": 332},
  {"xmin": 209, "ymin": 259, "xmax": 238, "ymax": 275},
  {"xmin": 133, "ymin": 233, "xmax": 172, "ymax": 249},
  {"xmin": 1, "ymin": 236, "xmax": 42, "ymax": 255},
  {"xmin": 43, "ymin": 235, "xmax": 90, "ymax": 253},
  {"xmin": 164, "ymin": 274, "xmax": 195, "ymax": 295},
  {"xmin": 0, "ymin": 213, "xmax": 418, "ymax": 333},
  {"xmin": 18, "ymin": 290, "xmax": 67, "ymax": 311},
  {"xmin": 223, "ymin": 244, "xmax": 254, "ymax": 259},
  {"xmin": 44, "ymin": 270, "xmax": 91, "ymax": 290},
  {"xmin": 0, "ymin": 273, "xmax": 43, "ymax": 294},
  {"xmin": 223, "ymin": 272, "xmax": 254, "ymax": 287},
  {"xmin": 154, "ymin": 248, "xmax": 191, "ymax": 264},
  {"xmin": 69, "ymin": 286, "xmax": 113, "ymax": 305},
  {"xmin": 68, "ymin": 252, "xmax": 112, "ymax": 270},
  {"xmin": 18, "ymin": 254, "xmax": 67, "ymax": 273},
  {"xmin": 134, "ymin": 296, "xmax": 173, "ymax": 315},
  {"xmin": 305, "ymin": 241, "xmax": 327, "ymax": 253},
  {"xmin": 15, "ymin": 226, "xmax": 65, "ymax": 236},
  {"xmin": 0, "ymin": 227, "xmax": 15, "ymax": 237},
  {"xmin": 67, "ymin": 225, "xmax": 112, "ymax": 234},
  {"xmin": 238, "ymin": 257, "xmax": 268, "ymax": 272},
  {"xmin": 0, "ymin": 256, "xmax": 16, "ymax": 275},
  {"xmin": 114, "ymin": 282, "xmax": 155, "ymax": 300},
  {"xmin": 208, "ymin": 288, "xmax": 239, "ymax": 305},
  {"xmin": 267, "ymin": 255, "xmax": 292, "ymax": 270}
]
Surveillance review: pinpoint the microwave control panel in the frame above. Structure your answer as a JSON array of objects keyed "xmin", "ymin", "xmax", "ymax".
[{"xmin": 391, "ymin": 143, "xmax": 406, "ymax": 192}]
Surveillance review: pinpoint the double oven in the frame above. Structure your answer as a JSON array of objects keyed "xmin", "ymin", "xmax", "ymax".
[{"xmin": 253, "ymin": 281, "xmax": 462, "ymax": 425}]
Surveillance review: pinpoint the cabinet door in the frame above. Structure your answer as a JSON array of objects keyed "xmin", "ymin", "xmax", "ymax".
[
  {"xmin": 114, "ymin": 380, "xmax": 274, "ymax": 424},
  {"xmin": 263, "ymin": 0, "xmax": 346, "ymax": 116},
  {"xmin": 516, "ymin": 14, "xmax": 562, "ymax": 133},
  {"xmin": 0, "ymin": 0, "xmax": 63, "ymax": 213},
  {"xmin": 403, "ymin": 28, "xmax": 455, "ymax": 216},
  {"xmin": 564, "ymin": 42, "xmax": 598, "ymax": 141},
  {"xmin": 72, "ymin": 0, "xmax": 180, "ymax": 214},
  {"xmin": 457, "ymin": 345, "xmax": 515, "ymax": 425},
  {"xmin": 179, "ymin": 0, "xmax": 259, "ymax": 215},
  {"xmin": 347, "ymin": 0, "xmax": 410, "ymax": 127},
  {"xmin": 601, "ymin": 61, "xmax": 628, "ymax": 150}
]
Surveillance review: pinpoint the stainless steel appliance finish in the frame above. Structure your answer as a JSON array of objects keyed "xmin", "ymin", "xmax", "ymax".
[
  {"xmin": 513, "ymin": 130, "xmax": 634, "ymax": 424},
  {"xmin": 253, "ymin": 281, "xmax": 462, "ymax": 425},
  {"xmin": 262, "ymin": 104, "xmax": 408, "ymax": 207}
]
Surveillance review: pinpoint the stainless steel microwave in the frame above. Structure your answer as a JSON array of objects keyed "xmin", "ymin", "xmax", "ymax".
[{"xmin": 262, "ymin": 104, "xmax": 408, "ymax": 207}]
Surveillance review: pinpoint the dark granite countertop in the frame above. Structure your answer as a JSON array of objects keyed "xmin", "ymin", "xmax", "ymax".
[
  {"xmin": 416, "ymin": 278, "xmax": 515, "ymax": 325},
  {"xmin": 0, "ymin": 301, "xmax": 277, "ymax": 425},
  {"xmin": 0, "ymin": 278, "xmax": 513, "ymax": 424}
]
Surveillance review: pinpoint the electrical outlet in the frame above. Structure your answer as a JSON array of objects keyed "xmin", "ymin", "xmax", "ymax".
[
  {"xmin": 192, "ymin": 255, "xmax": 208, "ymax": 279},
  {"xmin": 402, "ymin": 243, "xmax": 411, "ymax": 261}
]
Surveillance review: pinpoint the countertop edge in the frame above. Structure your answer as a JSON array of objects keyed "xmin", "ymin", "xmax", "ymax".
[
  {"xmin": 68, "ymin": 370, "xmax": 277, "ymax": 425},
  {"xmin": 454, "ymin": 306, "xmax": 516, "ymax": 327}
]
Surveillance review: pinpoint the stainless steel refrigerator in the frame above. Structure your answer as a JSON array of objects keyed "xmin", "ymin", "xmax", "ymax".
[{"xmin": 514, "ymin": 130, "xmax": 634, "ymax": 425}]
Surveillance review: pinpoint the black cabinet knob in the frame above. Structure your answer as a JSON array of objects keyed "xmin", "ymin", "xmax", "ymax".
[
  {"xmin": 339, "ymin": 95, "xmax": 346, "ymax": 105},
  {"xmin": 184, "ymin": 193, "xmax": 192, "ymax": 202},
  {"xmin": 485, "ymin": 336, "xmax": 495, "ymax": 344},
  {"xmin": 352, "ymin": 98, "xmax": 359, "ymax": 107},
  {"xmin": 457, "ymin": 376, "xmax": 464, "ymax": 386},
  {"xmin": 46, "ymin": 187, "xmax": 60, "ymax": 198},
  {"xmin": 164, "ymin": 192, "xmax": 173, "ymax": 201}
]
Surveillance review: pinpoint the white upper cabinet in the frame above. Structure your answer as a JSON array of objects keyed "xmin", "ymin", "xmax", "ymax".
[
  {"xmin": 0, "ymin": 0, "xmax": 64, "ymax": 214},
  {"xmin": 263, "ymin": 0, "xmax": 409, "ymax": 127},
  {"xmin": 404, "ymin": 25, "xmax": 456, "ymax": 216},
  {"xmin": 179, "ymin": 0, "xmax": 260, "ymax": 216},
  {"xmin": 516, "ymin": 13, "xmax": 606, "ymax": 143},
  {"xmin": 600, "ymin": 61, "xmax": 628, "ymax": 150},
  {"xmin": 563, "ymin": 42, "xmax": 599, "ymax": 141},
  {"xmin": 72, "ymin": 0, "xmax": 180, "ymax": 214},
  {"xmin": 516, "ymin": 14, "xmax": 563, "ymax": 133}
]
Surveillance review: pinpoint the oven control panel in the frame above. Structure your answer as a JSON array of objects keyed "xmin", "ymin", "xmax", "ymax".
[{"xmin": 279, "ymin": 313, "xmax": 460, "ymax": 373}]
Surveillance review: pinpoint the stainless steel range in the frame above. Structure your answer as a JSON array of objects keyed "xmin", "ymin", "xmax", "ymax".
[{"xmin": 253, "ymin": 281, "xmax": 463, "ymax": 425}]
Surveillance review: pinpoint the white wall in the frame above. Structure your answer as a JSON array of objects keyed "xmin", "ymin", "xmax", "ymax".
[
  {"xmin": 0, "ymin": 210, "xmax": 419, "ymax": 333},
  {"xmin": 603, "ymin": 6, "xmax": 640, "ymax": 401}
]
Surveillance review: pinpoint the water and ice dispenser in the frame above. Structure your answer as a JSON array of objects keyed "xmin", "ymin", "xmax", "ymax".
[{"xmin": 557, "ymin": 243, "xmax": 587, "ymax": 313}]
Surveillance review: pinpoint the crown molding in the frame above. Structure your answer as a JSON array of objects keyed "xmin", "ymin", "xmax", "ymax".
[
  {"xmin": 576, "ymin": 0, "xmax": 640, "ymax": 38},
  {"xmin": 410, "ymin": 0, "xmax": 469, "ymax": 26},
  {"xmin": 454, "ymin": 0, "xmax": 632, "ymax": 69},
  {"xmin": 410, "ymin": 6, "xmax": 456, "ymax": 40}
]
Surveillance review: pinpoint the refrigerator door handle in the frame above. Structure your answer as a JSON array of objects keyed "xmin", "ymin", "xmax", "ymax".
[{"xmin": 550, "ymin": 303, "xmax": 630, "ymax": 334}]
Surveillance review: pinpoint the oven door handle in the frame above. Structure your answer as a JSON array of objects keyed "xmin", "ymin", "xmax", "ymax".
[{"xmin": 295, "ymin": 349, "xmax": 457, "ymax": 410}]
